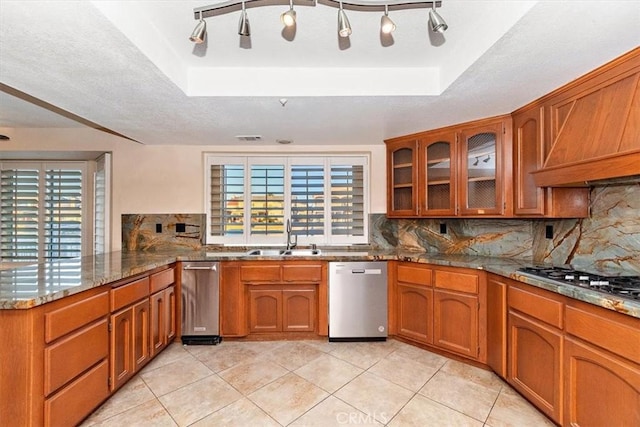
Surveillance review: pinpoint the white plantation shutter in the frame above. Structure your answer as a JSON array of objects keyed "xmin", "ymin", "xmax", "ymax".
[
  {"xmin": 0, "ymin": 167, "xmax": 40, "ymax": 260},
  {"xmin": 330, "ymin": 158, "xmax": 367, "ymax": 242},
  {"xmin": 0, "ymin": 161, "xmax": 87, "ymax": 262},
  {"xmin": 93, "ymin": 153, "xmax": 111, "ymax": 255},
  {"xmin": 205, "ymin": 154, "xmax": 369, "ymax": 245},
  {"xmin": 45, "ymin": 168, "xmax": 83, "ymax": 259},
  {"xmin": 290, "ymin": 162, "xmax": 325, "ymax": 238}
]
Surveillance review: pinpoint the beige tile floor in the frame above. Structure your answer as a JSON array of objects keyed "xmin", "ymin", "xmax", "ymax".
[{"xmin": 81, "ymin": 339, "xmax": 554, "ymax": 427}]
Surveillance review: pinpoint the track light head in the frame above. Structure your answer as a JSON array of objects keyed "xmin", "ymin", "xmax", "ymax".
[
  {"xmin": 189, "ymin": 13, "xmax": 206, "ymax": 44},
  {"xmin": 281, "ymin": 0, "xmax": 296, "ymax": 27},
  {"xmin": 281, "ymin": 9, "xmax": 296, "ymax": 27},
  {"xmin": 338, "ymin": 3, "xmax": 351, "ymax": 38},
  {"xmin": 429, "ymin": 5, "xmax": 448, "ymax": 33},
  {"xmin": 238, "ymin": 3, "xmax": 250, "ymax": 36},
  {"xmin": 380, "ymin": 6, "xmax": 395, "ymax": 35}
]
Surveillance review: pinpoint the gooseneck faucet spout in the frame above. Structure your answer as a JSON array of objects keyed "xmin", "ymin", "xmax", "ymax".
[{"xmin": 286, "ymin": 218, "xmax": 297, "ymax": 250}]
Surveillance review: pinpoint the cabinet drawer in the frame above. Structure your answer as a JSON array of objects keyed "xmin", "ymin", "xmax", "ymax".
[
  {"xmin": 241, "ymin": 265, "xmax": 281, "ymax": 282},
  {"xmin": 434, "ymin": 270, "xmax": 478, "ymax": 294},
  {"xmin": 44, "ymin": 319, "xmax": 109, "ymax": 396},
  {"xmin": 111, "ymin": 277, "xmax": 150, "ymax": 311},
  {"xmin": 45, "ymin": 291, "xmax": 109, "ymax": 343},
  {"xmin": 565, "ymin": 305, "xmax": 640, "ymax": 363},
  {"xmin": 397, "ymin": 264, "xmax": 432, "ymax": 286},
  {"xmin": 283, "ymin": 265, "xmax": 322, "ymax": 282},
  {"xmin": 44, "ymin": 359, "xmax": 109, "ymax": 427},
  {"xmin": 509, "ymin": 285, "xmax": 563, "ymax": 329},
  {"xmin": 150, "ymin": 267, "xmax": 175, "ymax": 294}
]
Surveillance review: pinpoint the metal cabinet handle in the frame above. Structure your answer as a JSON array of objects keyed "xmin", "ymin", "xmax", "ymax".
[{"xmin": 184, "ymin": 265, "xmax": 217, "ymax": 271}]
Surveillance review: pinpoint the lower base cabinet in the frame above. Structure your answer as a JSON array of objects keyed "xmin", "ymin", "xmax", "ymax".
[
  {"xmin": 564, "ymin": 337, "xmax": 640, "ymax": 427},
  {"xmin": 434, "ymin": 289, "xmax": 479, "ymax": 359},
  {"xmin": 509, "ymin": 311, "xmax": 563, "ymax": 423},
  {"xmin": 249, "ymin": 285, "xmax": 316, "ymax": 333}
]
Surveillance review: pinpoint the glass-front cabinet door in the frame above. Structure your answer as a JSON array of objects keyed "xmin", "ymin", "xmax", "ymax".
[
  {"xmin": 420, "ymin": 131, "xmax": 457, "ymax": 216},
  {"xmin": 386, "ymin": 139, "xmax": 419, "ymax": 217},
  {"xmin": 459, "ymin": 120, "xmax": 505, "ymax": 216}
]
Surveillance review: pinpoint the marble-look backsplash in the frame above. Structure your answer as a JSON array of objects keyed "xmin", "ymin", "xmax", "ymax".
[
  {"xmin": 372, "ymin": 183, "xmax": 640, "ymax": 274},
  {"xmin": 122, "ymin": 214, "xmax": 204, "ymax": 251}
]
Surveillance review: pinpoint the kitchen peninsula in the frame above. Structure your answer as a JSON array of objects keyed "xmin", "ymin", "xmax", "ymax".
[{"xmin": 1, "ymin": 249, "xmax": 638, "ymax": 426}]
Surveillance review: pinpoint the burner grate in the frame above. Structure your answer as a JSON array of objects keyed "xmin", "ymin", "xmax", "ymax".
[{"xmin": 518, "ymin": 266, "xmax": 640, "ymax": 301}]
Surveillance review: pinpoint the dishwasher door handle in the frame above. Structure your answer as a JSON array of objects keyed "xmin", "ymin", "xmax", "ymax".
[{"xmin": 184, "ymin": 265, "xmax": 218, "ymax": 271}]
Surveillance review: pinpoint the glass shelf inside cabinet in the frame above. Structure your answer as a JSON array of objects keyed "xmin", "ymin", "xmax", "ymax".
[
  {"xmin": 426, "ymin": 141, "xmax": 452, "ymax": 211},
  {"xmin": 466, "ymin": 132, "xmax": 497, "ymax": 209}
]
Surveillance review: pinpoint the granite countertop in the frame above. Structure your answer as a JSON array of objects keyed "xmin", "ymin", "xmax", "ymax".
[{"xmin": 1, "ymin": 249, "xmax": 639, "ymax": 319}]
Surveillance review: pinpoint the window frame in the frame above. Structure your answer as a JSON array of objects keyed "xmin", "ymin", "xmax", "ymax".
[{"xmin": 204, "ymin": 153, "xmax": 370, "ymax": 246}]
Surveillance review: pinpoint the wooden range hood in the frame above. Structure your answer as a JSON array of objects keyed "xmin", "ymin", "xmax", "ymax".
[{"xmin": 531, "ymin": 48, "xmax": 640, "ymax": 187}]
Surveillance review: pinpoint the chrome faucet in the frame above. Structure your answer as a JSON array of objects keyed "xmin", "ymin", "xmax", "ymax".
[{"xmin": 286, "ymin": 219, "xmax": 297, "ymax": 250}]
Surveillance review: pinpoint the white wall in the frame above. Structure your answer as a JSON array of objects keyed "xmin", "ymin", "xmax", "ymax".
[{"xmin": 0, "ymin": 127, "xmax": 387, "ymax": 250}]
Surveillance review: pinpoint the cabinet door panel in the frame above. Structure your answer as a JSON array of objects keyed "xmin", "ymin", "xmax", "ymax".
[
  {"xmin": 434, "ymin": 290, "xmax": 478, "ymax": 358},
  {"xmin": 564, "ymin": 337, "xmax": 640, "ymax": 427},
  {"xmin": 110, "ymin": 308, "xmax": 134, "ymax": 391},
  {"xmin": 166, "ymin": 285, "xmax": 177, "ymax": 342},
  {"xmin": 150, "ymin": 290, "xmax": 165, "ymax": 357},
  {"xmin": 397, "ymin": 283, "xmax": 433, "ymax": 344},
  {"xmin": 133, "ymin": 299, "xmax": 150, "ymax": 370},
  {"xmin": 249, "ymin": 288, "xmax": 282, "ymax": 332},
  {"xmin": 421, "ymin": 134, "xmax": 457, "ymax": 216},
  {"xmin": 386, "ymin": 140, "xmax": 419, "ymax": 216},
  {"xmin": 509, "ymin": 311, "xmax": 562, "ymax": 423},
  {"xmin": 220, "ymin": 264, "xmax": 247, "ymax": 337},
  {"xmin": 487, "ymin": 275, "xmax": 507, "ymax": 378},
  {"xmin": 282, "ymin": 287, "xmax": 316, "ymax": 332}
]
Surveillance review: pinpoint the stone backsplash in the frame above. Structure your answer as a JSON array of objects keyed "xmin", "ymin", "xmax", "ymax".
[
  {"xmin": 122, "ymin": 214, "xmax": 204, "ymax": 251},
  {"xmin": 372, "ymin": 182, "xmax": 640, "ymax": 274},
  {"xmin": 122, "ymin": 184, "xmax": 639, "ymax": 274}
]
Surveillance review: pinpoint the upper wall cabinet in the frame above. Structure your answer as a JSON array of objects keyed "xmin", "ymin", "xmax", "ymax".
[
  {"xmin": 532, "ymin": 47, "xmax": 640, "ymax": 186},
  {"xmin": 385, "ymin": 115, "xmax": 511, "ymax": 218},
  {"xmin": 512, "ymin": 104, "xmax": 589, "ymax": 218},
  {"xmin": 387, "ymin": 139, "xmax": 420, "ymax": 216}
]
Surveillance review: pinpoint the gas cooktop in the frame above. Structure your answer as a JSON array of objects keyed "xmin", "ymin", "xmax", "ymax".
[{"xmin": 518, "ymin": 266, "xmax": 640, "ymax": 301}]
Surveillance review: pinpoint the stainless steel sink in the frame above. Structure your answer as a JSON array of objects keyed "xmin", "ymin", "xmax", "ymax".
[
  {"xmin": 282, "ymin": 249, "xmax": 321, "ymax": 256},
  {"xmin": 245, "ymin": 249, "xmax": 286, "ymax": 256},
  {"xmin": 244, "ymin": 248, "xmax": 321, "ymax": 256}
]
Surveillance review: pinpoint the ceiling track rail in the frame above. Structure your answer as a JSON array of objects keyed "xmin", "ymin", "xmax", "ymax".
[{"xmin": 193, "ymin": 0, "xmax": 441, "ymax": 19}]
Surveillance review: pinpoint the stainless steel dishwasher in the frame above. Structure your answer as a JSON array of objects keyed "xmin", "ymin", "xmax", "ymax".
[
  {"xmin": 181, "ymin": 261, "xmax": 222, "ymax": 345},
  {"xmin": 329, "ymin": 261, "xmax": 388, "ymax": 341}
]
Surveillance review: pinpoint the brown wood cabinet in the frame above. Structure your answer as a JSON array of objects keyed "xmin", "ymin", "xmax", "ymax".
[
  {"xmin": 486, "ymin": 273, "xmax": 508, "ymax": 378},
  {"xmin": 386, "ymin": 138, "xmax": 420, "ymax": 216},
  {"xmin": 508, "ymin": 282, "xmax": 564, "ymax": 423},
  {"xmin": 220, "ymin": 260, "xmax": 327, "ymax": 337},
  {"xmin": 433, "ymin": 267, "xmax": 485, "ymax": 360},
  {"xmin": 394, "ymin": 262, "xmax": 434, "ymax": 344},
  {"xmin": 563, "ymin": 299, "xmax": 640, "ymax": 427},
  {"xmin": 391, "ymin": 262, "xmax": 486, "ymax": 362},
  {"xmin": 385, "ymin": 115, "xmax": 512, "ymax": 218},
  {"xmin": 512, "ymin": 103, "xmax": 589, "ymax": 217},
  {"xmin": 149, "ymin": 268, "xmax": 177, "ymax": 358},
  {"xmin": 248, "ymin": 284, "xmax": 316, "ymax": 333},
  {"xmin": 110, "ymin": 277, "xmax": 151, "ymax": 391},
  {"xmin": 533, "ymin": 47, "xmax": 640, "ymax": 186}
]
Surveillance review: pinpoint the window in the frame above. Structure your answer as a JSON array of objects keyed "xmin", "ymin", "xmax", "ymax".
[
  {"xmin": 0, "ymin": 160, "xmax": 107, "ymax": 262},
  {"xmin": 205, "ymin": 154, "xmax": 369, "ymax": 246}
]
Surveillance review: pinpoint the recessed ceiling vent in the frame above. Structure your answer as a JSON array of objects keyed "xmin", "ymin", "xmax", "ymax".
[{"xmin": 235, "ymin": 135, "xmax": 262, "ymax": 142}]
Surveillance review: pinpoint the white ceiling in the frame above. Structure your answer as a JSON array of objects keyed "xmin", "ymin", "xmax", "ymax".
[{"xmin": 0, "ymin": 0, "xmax": 639, "ymax": 146}]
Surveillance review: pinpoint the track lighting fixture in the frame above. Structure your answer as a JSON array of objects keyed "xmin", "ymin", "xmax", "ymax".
[
  {"xmin": 429, "ymin": 3, "xmax": 448, "ymax": 33},
  {"xmin": 189, "ymin": 12, "xmax": 206, "ymax": 44},
  {"xmin": 473, "ymin": 157, "xmax": 479, "ymax": 166},
  {"xmin": 238, "ymin": 1, "xmax": 250, "ymax": 36},
  {"xmin": 281, "ymin": 0, "xmax": 296, "ymax": 27},
  {"xmin": 190, "ymin": 1, "xmax": 449, "ymax": 45},
  {"xmin": 483, "ymin": 154, "xmax": 491, "ymax": 163},
  {"xmin": 380, "ymin": 5, "xmax": 396, "ymax": 35},
  {"xmin": 338, "ymin": 2, "xmax": 352, "ymax": 38}
]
